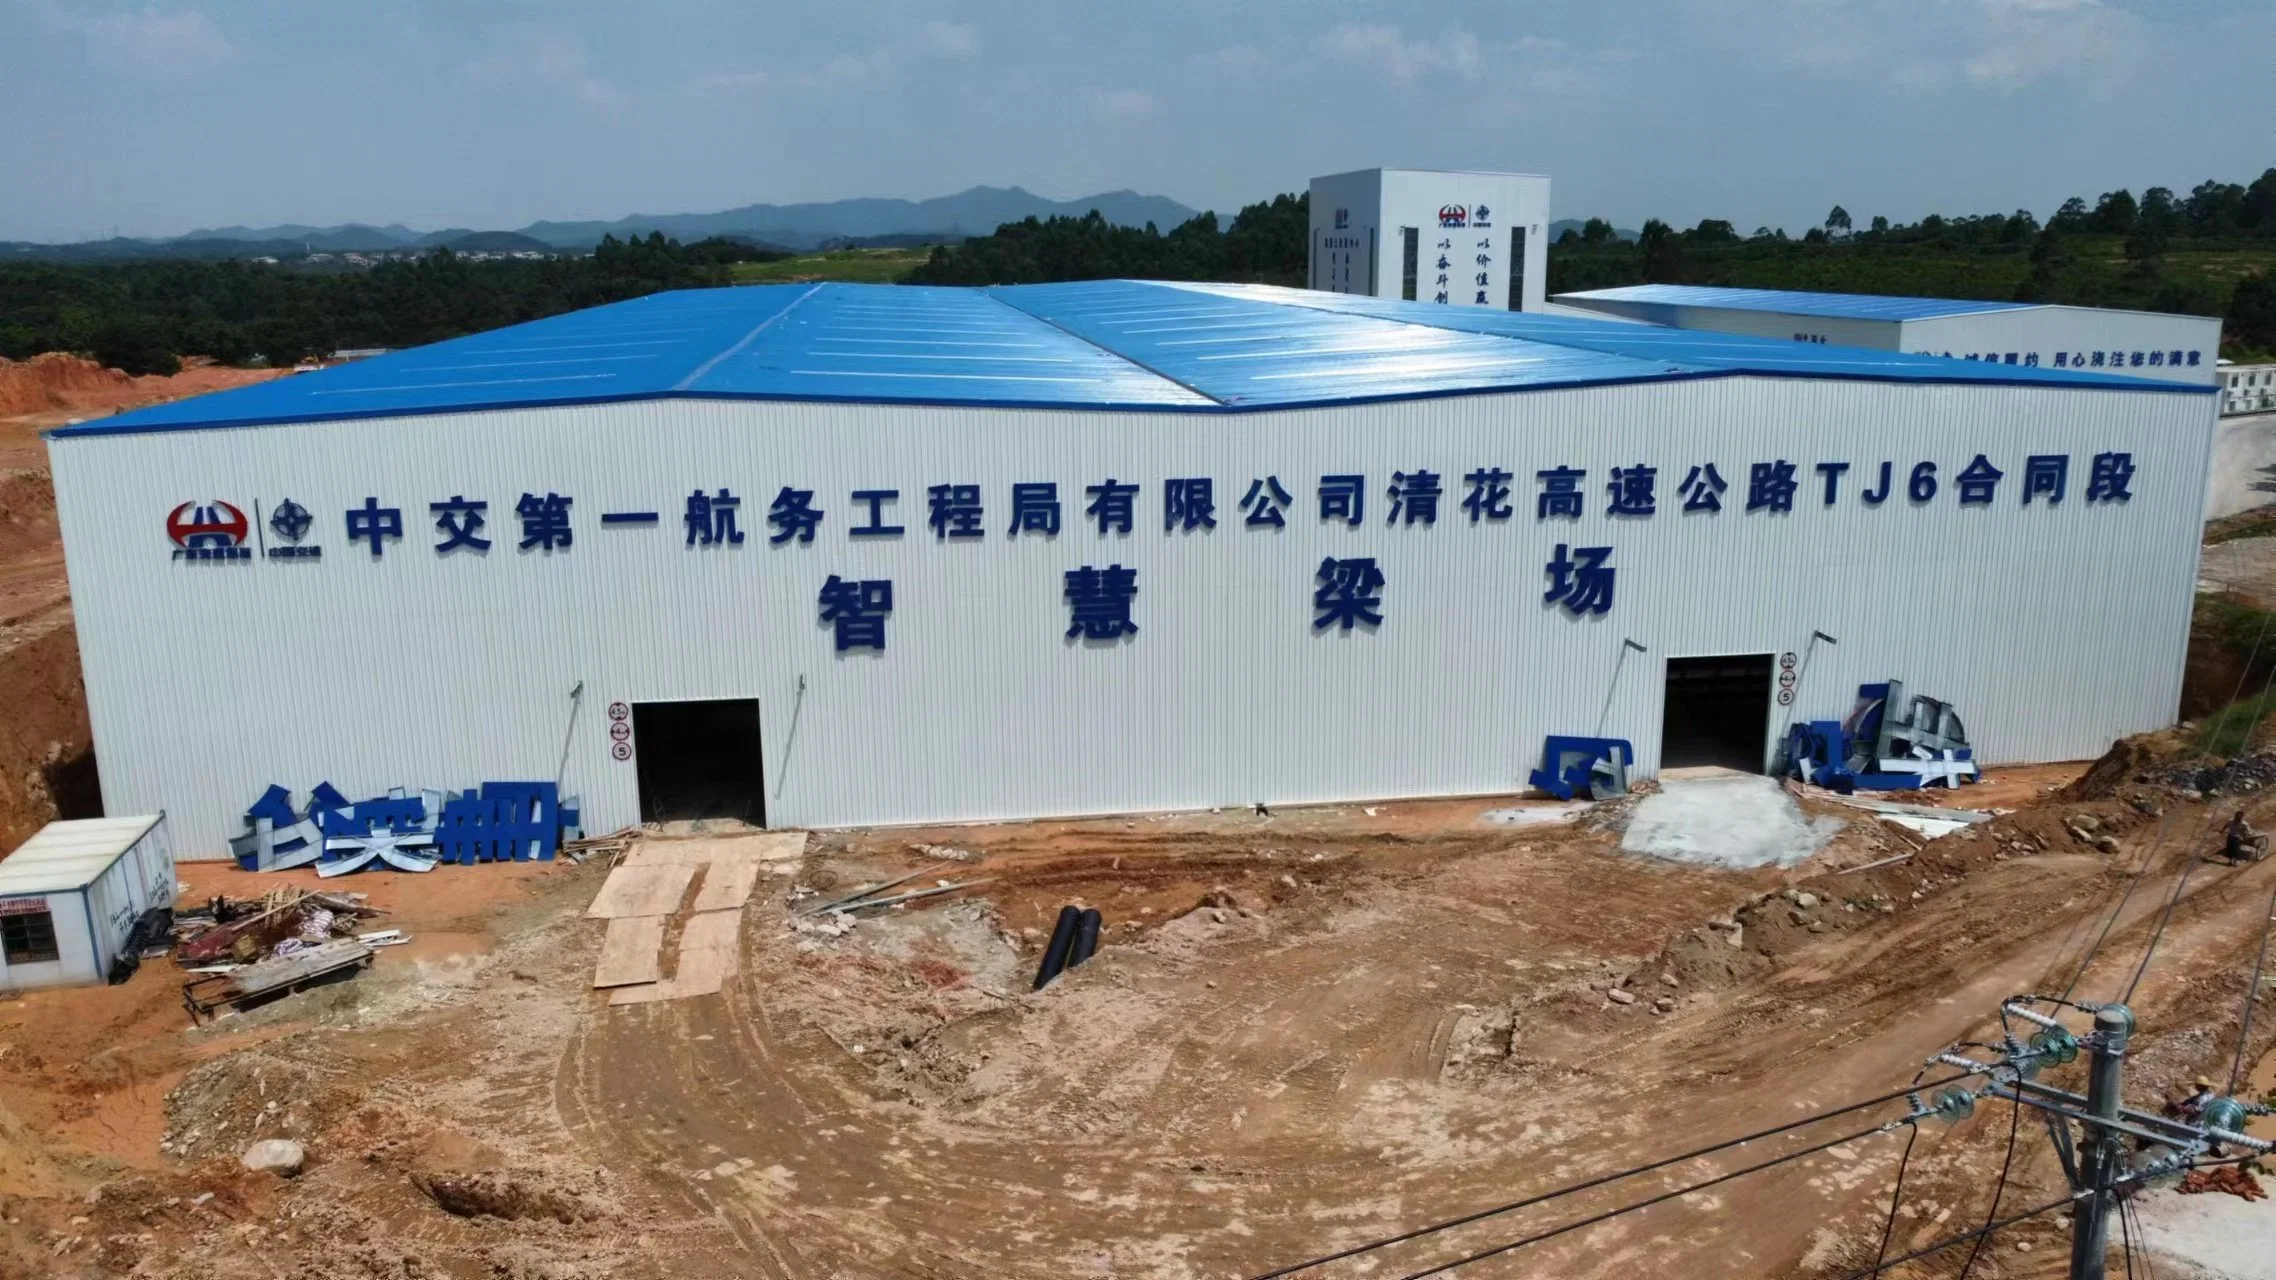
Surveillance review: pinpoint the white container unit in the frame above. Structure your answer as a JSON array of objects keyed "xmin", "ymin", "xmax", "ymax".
[{"xmin": 0, "ymin": 814, "xmax": 176, "ymax": 990}]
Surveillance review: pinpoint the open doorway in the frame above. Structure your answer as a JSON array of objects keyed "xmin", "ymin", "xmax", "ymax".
[
  {"xmin": 632, "ymin": 698, "xmax": 765, "ymax": 826},
  {"xmin": 1660, "ymin": 655, "xmax": 1774, "ymax": 771}
]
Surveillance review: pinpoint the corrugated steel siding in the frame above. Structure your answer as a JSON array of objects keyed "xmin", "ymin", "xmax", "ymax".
[{"xmin": 49, "ymin": 378, "xmax": 2211, "ymax": 858}]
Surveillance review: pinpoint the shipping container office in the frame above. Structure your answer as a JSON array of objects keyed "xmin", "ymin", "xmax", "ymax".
[{"xmin": 0, "ymin": 815, "xmax": 175, "ymax": 990}]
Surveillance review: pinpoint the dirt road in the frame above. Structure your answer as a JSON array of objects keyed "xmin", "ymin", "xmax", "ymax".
[{"xmin": 8, "ymin": 770, "xmax": 2276, "ymax": 1279}]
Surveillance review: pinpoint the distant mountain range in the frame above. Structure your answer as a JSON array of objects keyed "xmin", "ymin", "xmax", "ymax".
[{"xmin": 0, "ymin": 186, "xmax": 1204, "ymax": 262}]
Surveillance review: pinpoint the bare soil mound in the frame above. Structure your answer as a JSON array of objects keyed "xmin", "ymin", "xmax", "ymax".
[{"xmin": 0, "ymin": 354, "xmax": 131, "ymax": 417}]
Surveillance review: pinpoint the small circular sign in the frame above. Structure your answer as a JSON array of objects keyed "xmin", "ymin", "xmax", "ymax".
[
  {"xmin": 607, "ymin": 701, "xmax": 630, "ymax": 721},
  {"xmin": 611, "ymin": 741, "xmax": 633, "ymax": 761},
  {"xmin": 609, "ymin": 721, "xmax": 632, "ymax": 742},
  {"xmin": 1779, "ymin": 652, "xmax": 1797, "ymax": 669},
  {"xmin": 1777, "ymin": 668, "xmax": 1798, "ymax": 688},
  {"xmin": 1776, "ymin": 688, "xmax": 1795, "ymax": 705}
]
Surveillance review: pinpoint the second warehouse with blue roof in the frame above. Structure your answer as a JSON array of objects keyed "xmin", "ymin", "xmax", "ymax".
[
  {"xmin": 1554, "ymin": 283, "xmax": 2222, "ymax": 386},
  {"xmin": 47, "ymin": 280, "xmax": 2219, "ymax": 855}
]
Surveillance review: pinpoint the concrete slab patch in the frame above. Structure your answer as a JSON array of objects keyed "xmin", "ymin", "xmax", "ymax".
[{"xmin": 1619, "ymin": 775, "xmax": 1845, "ymax": 869}]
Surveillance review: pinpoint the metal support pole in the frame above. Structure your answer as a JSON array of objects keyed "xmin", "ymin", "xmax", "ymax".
[{"xmin": 2069, "ymin": 1004, "xmax": 2133, "ymax": 1280}]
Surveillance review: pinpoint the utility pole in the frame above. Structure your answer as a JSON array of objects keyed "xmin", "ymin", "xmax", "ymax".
[{"xmin": 2068, "ymin": 1003, "xmax": 2133, "ymax": 1280}]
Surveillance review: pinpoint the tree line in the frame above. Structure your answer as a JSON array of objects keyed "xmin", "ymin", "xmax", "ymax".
[
  {"xmin": 2, "ymin": 173, "xmax": 2270, "ymax": 374},
  {"xmin": 0, "ymin": 233, "xmax": 783, "ymax": 376}
]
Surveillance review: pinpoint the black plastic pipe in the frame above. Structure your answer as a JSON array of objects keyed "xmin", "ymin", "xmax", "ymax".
[
  {"xmin": 1068, "ymin": 908, "xmax": 1103, "ymax": 970},
  {"xmin": 1034, "ymin": 905, "xmax": 1080, "ymax": 990}
]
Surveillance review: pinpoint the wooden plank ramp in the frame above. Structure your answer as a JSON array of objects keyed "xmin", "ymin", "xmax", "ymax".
[
  {"xmin": 582, "ymin": 863, "xmax": 697, "ymax": 920},
  {"xmin": 609, "ymin": 910, "xmax": 743, "ymax": 1006},
  {"xmin": 591, "ymin": 917, "xmax": 667, "ymax": 988}
]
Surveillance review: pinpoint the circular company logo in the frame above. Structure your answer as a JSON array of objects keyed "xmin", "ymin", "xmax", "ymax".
[
  {"xmin": 1438, "ymin": 204, "xmax": 1469, "ymax": 228},
  {"xmin": 269, "ymin": 499, "xmax": 313, "ymax": 544}
]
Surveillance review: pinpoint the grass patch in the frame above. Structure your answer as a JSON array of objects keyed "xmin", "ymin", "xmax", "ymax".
[
  {"xmin": 729, "ymin": 248, "xmax": 936, "ymax": 286},
  {"xmin": 2196, "ymin": 687, "xmax": 2276, "ymax": 756},
  {"xmin": 2197, "ymin": 592, "xmax": 2276, "ymax": 649},
  {"xmin": 2207, "ymin": 506, "xmax": 2276, "ymax": 546}
]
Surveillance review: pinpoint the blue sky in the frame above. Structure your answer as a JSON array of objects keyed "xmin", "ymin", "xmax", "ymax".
[{"xmin": 3, "ymin": 0, "xmax": 2269, "ymax": 242}]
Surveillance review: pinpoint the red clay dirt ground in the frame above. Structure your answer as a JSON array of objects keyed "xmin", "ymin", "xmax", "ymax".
[
  {"xmin": 5, "ymin": 762, "xmax": 2276, "ymax": 1280},
  {"xmin": 0, "ymin": 355, "xmax": 283, "ymax": 855}
]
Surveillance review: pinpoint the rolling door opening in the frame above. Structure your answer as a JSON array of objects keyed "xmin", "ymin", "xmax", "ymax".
[
  {"xmin": 1660, "ymin": 655, "xmax": 1774, "ymax": 771},
  {"xmin": 633, "ymin": 698, "xmax": 766, "ymax": 826}
]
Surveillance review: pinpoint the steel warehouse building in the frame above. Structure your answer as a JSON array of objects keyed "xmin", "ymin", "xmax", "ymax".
[
  {"xmin": 45, "ymin": 280, "xmax": 2216, "ymax": 859},
  {"xmin": 1553, "ymin": 284, "xmax": 2223, "ymax": 386}
]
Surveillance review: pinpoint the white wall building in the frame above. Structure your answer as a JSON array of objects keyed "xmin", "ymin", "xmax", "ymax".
[
  {"xmin": 1308, "ymin": 168, "xmax": 1551, "ymax": 312},
  {"xmin": 46, "ymin": 281, "xmax": 2216, "ymax": 858},
  {"xmin": 0, "ymin": 815, "xmax": 175, "ymax": 989},
  {"xmin": 2220, "ymin": 362, "xmax": 2276, "ymax": 416},
  {"xmin": 1554, "ymin": 285, "xmax": 2222, "ymax": 386}
]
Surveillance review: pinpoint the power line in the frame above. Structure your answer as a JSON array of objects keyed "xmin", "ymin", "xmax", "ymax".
[
  {"xmin": 2129, "ymin": 628, "xmax": 2276, "ymax": 1003},
  {"xmin": 2064, "ymin": 603, "xmax": 2276, "ymax": 1002},
  {"xmin": 1952, "ymin": 1085, "xmax": 2026, "ymax": 1280},
  {"xmin": 2118, "ymin": 1186, "xmax": 2137, "ymax": 1280},
  {"xmin": 1868, "ymin": 1092, "xmax": 1923, "ymax": 1275},
  {"xmin": 2227, "ymin": 881, "xmax": 2276, "ymax": 1093},
  {"xmin": 1829, "ymin": 1192, "xmax": 2083, "ymax": 1280},
  {"xmin": 1390, "ymin": 1121, "xmax": 1902, "ymax": 1280},
  {"xmin": 1245, "ymin": 1071, "xmax": 1988, "ymax": 1279}
]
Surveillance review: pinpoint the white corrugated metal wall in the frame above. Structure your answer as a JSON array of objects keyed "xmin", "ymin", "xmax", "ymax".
[{"xmin": 48, "ymin": 377, "xmax": 2212, "ymax": 858}]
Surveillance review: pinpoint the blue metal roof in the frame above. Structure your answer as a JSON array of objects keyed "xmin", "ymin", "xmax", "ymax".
[
  {"xmin": 52, "ymin": 280, "xmax": 2202, "ymax": 437},
  {"xmin": 1553, "ymin": 283, "xmax": 2032, "ymax": 323},
  {"xmin": 1192, "ymin": 284, "xmax": 2173, "ymax": 390}
]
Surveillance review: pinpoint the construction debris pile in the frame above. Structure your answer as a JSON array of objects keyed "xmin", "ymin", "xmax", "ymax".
[
  {"xmin": 2159, "ymin": 753, "xmax": 2276, "ymax": 797},
  {"xmin": 175, "ymin": 887, "xmax": 393, "ymax": 966},
  {"xmin": 2177, "ymin": 1163, "xmax": 2267, "ymax": 1200},
  {"xmin": 230, "ymin": 781, "xmax": 582, "ymax": 875},
  {"xmin": 1784, "ymin": 679, "xmax": 1978, "ymax": 792}
]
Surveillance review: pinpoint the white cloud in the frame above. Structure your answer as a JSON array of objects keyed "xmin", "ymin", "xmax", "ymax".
[
  {"xmin": 1090, "ymin": 88, "xmax": 1159, "ymax": 119},
  {"xmin": 1188, "ymin": 44, "xmax": 1269, "ymax": 73},
  {"xmin": 777, "ymin": 22, "xmax": 982, "ymax": 91},
  {"xmin": 1315, "ymin": 23, "xmax": 1483, "ymax": 83},
  {"xmin": 692, "ymin": 68, "xmax": 770, "ymax": 98},
  {"xmin": 1961, "ymin": 0, "xmax": 2136, "ymax": 91},
  {"xmin": 464, "ymin": 26, "xmax": 622, "ymax": 109},
  {"xmin": 919, "ymin": 20, "xmax": 978, "ymax": 59},
  {"xmin": 1692, "ymin": 0, "xmax": 2142, "ymax": 94},
  {"xmin": 33, "ymin": 5, "xmax": 238, "ymax": 76}
]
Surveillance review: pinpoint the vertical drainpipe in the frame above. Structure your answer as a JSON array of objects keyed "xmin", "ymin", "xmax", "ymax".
[{"xmin": 79, "ymin": 889, "xmax": 101, "ymax": 984}]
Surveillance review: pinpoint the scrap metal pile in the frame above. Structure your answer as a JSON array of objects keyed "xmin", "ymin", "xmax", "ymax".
[
  {"xmin": 174, "ymin": 887, "xmax": 391, "ymax": 966},
  {"xmin": 1784, "ymin": 679, "xmax": 1979, "ymax": 792},
  {"xmin": 231, "ymin": 781, "xmax": 582, "ymax": 875}
]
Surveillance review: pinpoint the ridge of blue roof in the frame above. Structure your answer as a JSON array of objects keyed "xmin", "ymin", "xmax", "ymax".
[
  {"xmin": 1181, "ymin": 283, "xmax": 2189, "ymax": 392},
  {"xmin": 49, "ymin": 280, "xmax": 2201, "ymax": 439},
  {"xmin": 1553, "ymin": 283, "xmax": 2032, "ymax": 322}
]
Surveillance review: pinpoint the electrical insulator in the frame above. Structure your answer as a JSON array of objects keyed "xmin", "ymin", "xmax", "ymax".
[{"xmin": 1929, "ymin": 1087, "xmax": 1976, "ymax": 1125}]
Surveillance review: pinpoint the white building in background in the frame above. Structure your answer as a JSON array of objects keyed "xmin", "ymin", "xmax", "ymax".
[
  {"xmin": 1308, "ymin": 168, "xmax": 1551, "ymax": 312},
  {"xmin": 44, "ymin": 281, "xmax": 2216, "ymax": 858},
  {"xmin": 2220, "ymin": 362, "xmax": 2276, "ymax": 416},
  {"xmin": 1553, "ymin": 285, "xmax": 2222, "ymax": 387}
]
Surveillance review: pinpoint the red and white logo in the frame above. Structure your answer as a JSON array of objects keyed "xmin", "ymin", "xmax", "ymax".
[{"xmin": 168, "ymin": 500, "xmax": 253, "ymax": 562}]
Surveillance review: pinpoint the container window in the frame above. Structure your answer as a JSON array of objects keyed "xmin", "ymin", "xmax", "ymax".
[{"xmin": 2, "ymin": 910, "xmax": 59, "ymax": 964}]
